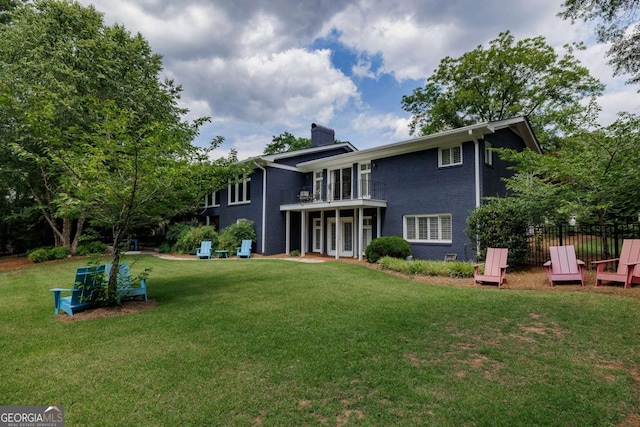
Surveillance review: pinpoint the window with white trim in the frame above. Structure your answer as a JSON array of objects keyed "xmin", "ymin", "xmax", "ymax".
[
  {"xmin": 439, "ymin": 145, "xmax": 462, "ymax": 167},
  {"xmin": 404, "ymin": 214, "xmax": 452, "ymax": 243},
  {"xmin": 314, "ymin": 171, "xmax": 323, "ymax": 200},
  {"xmin": 484, "ymin": 142, "xmax": 493, "ymax": 166},
  {"xmin": 359, "ymin": 163, "xmax": 371, "ymax": 198},
  {"xmin": 228, "ymin": 175, "xmax": 251, "ymax": 205},
  {"xmin": 205, "ymin": 191, "xmax": 221, "ymax": 207}
]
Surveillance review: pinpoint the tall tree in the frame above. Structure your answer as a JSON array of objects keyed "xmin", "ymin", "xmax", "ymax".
[
  {"xmin": 263, "ymin": 132, "xmax": 311, "ymax": 155},
  {"xmin": 500, "ymin": 112, "xmax": 640, "ymax": 257},
  {"xmin": 0, "ymin": 0, "xmax": 244, "ymax": 300},
  {"xmin": 559, "ymin": 0, "xmax": 640, "ymax": 86},
  {"xmin": 401, "ymin": 31, "xmax": 604, "ymax": 150}
]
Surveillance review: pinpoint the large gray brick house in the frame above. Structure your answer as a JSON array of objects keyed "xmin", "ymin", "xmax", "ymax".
[{"xmin": 201, "ymin": 117, "xmax": 541, "ymax": 261}]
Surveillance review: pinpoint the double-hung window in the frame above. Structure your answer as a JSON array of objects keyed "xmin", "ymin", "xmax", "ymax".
[
  {"xmin": 439, "ymin": 145, "xmax": 462, "ymax": 167},
  {"xmin": 228, "ymin": 175, "xmax": 251, "ymax": 205},
  {"xmin": 484, "ymin": 142, "xmax": 493, "ymax": 166},
  {"xmin": 330, "ymin": 167, "xmax": 352, "ymax": 201},
  {"xmin": 205, "ymin": 191, "xmax": 221, "ymax": 207},
  {"xmin": 404, "ymin": 214, "xmax": 452, "ymax": 243},
  {"xmin": 359, "ymin": 163, "xmax": 371, "ymax": 198}
]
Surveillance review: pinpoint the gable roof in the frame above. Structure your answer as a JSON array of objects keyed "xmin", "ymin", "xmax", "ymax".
[
  {"xmin": 296, "ymin": 116, "xmax": 541, "ymax": 172},
  {"xmin": 244, "ymin": 142, "xmax": 357, "ymax": 169}
]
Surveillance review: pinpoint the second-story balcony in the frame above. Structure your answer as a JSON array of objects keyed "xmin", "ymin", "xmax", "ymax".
[{"xmin": 280, "ymin": 180, "xmax": 387, "ymax": 209}]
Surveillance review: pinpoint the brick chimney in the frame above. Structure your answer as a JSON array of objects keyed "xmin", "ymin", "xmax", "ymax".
[{"xmin": 310, "ymin": 123, "xmax": 335, "ymax": 147}]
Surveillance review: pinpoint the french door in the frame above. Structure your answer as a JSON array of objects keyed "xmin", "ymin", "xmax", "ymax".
[{"xmin": 327, "ymin": 217, "xmax": 354, "ymax": 257}]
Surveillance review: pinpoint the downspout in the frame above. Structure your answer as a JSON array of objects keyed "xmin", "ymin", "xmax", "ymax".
[
  {"xmin": 255, "ymin": 163, "xmax": 267, "ymax": 255},
  {"xmin": 470, "ymin": 130, "xmax": 481, "ymax": 208},
  {"xmin": 471, "ymin": 131, "xmax": 481, "ymax": 258}
]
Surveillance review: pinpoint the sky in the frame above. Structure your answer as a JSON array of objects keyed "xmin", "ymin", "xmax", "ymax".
[{"xmin": 77, "ymin": 0, "xmax": 639, "ymax": 160}]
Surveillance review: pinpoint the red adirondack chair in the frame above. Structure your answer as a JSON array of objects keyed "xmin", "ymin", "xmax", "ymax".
[
  {"xmin": 543, "ymin": 245, "xmax": 585, "ymax": 286},
  {"xmin": 592, "ymin": 239, "xmax": 640, "ymax": 288},
  {"xmin": 474, "ymin": 248, "xmax": 509, "ymax": 288}
]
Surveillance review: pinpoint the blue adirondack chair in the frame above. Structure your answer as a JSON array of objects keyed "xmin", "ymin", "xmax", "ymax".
[
  {"xmin": 50, "ymin": 265, "xmax": 106, "ymax": 316},
  {"xmin": 105, "ymin": 262, "xmax": 148, "ymax": 302},
  {"xmin": 236, "ymin": 240, "xmax": 252, "ymax": 258},
  {"xmin": 196, "ymin": 241, "xmax": 212, "ymax": 259}
]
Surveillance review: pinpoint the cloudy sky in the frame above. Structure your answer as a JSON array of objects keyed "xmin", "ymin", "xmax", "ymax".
[{"xmin": 77, "ymin": 0, "xmax": 638, "ymax": 160}]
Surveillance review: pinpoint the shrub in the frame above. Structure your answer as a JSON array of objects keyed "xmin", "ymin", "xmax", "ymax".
[
  {"xmin": 378, "ymin": 256, "xmax": 474, "ymax": 278},
  {"xmin": 173, "ymin": 226, "xmax": 219, "ymax": 254},
  {"xmin": 165, "ymin": 223, "xmax": 194, "ymax": 247},
  {"xmin": 76, "ymin": 241, "xmax": 107, "ymax": 256},
  {"xmin": 157, "ymin": 242, "xmax": 172, "ymax": 253},
  {"xmin": 466, "ymin": 197, "xmax": 530, "ymax": 268},
  {"xmin": 50, "ymin": 246, "xmax": 70, "ymax": 259},
  {"xmin": 218, "ymin": 220, "xmax": 256, "ymax": 253},
  {"xmin": 28, "ymin": 247, "xmax": 52, "ymax": 263},
  {"xmin": 365, "ymin": 236, "xmax": 411, "ymax": 263}
]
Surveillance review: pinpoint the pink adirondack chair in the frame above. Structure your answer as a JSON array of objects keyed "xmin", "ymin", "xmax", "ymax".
[
  {"xmin": 543, "ymin": 245, "xmax": 585, "ymax": 286},
  {"xmin": 474, "ymin": 248, "xmax": 509, "ymax": 288},
  {"xmin": 592, "ymin": 239, "xmax": 640, "ymax": 288}
]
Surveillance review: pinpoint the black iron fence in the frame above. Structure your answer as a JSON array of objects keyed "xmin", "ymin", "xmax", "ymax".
[{"xmin": 526, "ymin": 223, "xmax": 640, "ymax": 268}]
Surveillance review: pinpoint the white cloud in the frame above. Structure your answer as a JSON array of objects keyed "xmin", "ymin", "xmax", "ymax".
[
  {"xmin": 351, "ymin": 113, "xmax": 412, "ymax": 146},
  {"xmin": 177, "ymin": 48, "xmax": 359, "ymax": 128}
]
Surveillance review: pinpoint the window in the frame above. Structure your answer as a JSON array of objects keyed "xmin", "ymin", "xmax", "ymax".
[
  {"xmin": 228, "ymin": 175, "xmax": 251, "ymax": 205},
  {"xmin": 484, "ymin": 142, "xmax": 493, "ymax": 166},
  {"xmin": 439, "ymin": 145, "xmax": 462, "ymax": 167},
  {"xmin": 404, "ymin": 214, "xmax": 452, "ymax": 243},
  {"xmin": 359, "ymin": 163, "xmax": 371, "ymax": 198},
  {"xmin": 314, "ymin": 171, "xmax": 323, "ymax": 200},
  {"xmin": 205, "ymin": 191, "xmax": 221, "ymax": 207},
  {"xmin": 330, "ymin": 167, "xmax": 352, "ymax": 200}
]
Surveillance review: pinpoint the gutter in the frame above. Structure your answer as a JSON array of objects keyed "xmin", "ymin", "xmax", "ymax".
[{"xmin": 255, "ymin": 162, "xmax": 267, "ymax": 255}]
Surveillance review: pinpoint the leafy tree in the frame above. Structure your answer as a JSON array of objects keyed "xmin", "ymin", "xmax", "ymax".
[
  {"xmin": 263, "ymin": 132, "xmax": 311, "ymax": 155},
  {"xmin": 0, "ymin": 0, "xmax": 246, "ymax": 301},
  {"xmin": 559, "ymin": 0, "xmax": 640, "ymax": 86},
  {"xmin": 500, "ymin": 112, "xmax": 640, "ymax": 257},
  {"xmin": 401, "ymin": 31, "xmax": 604, "ymax": 150}
]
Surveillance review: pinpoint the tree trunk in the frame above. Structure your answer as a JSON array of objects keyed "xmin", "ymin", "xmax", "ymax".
[
  {"xmin": 62, "ymin": 218, "xmax": 72, "ymax": 249},
  {"xmin": 107, "ymin": 228, "xmax": 124, "ymax": 305},
  {"xmin": 70, "ymin": 215, "xmax": 86, "ymax": 255}
]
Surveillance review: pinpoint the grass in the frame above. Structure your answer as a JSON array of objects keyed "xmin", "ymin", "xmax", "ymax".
[{"xmin": 1, "ymin": 255, "xmax": 639, "ymax": 426}]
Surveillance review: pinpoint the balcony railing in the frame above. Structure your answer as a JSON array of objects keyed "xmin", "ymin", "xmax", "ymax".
[{"xmin": 281, "ymin": 180, "xmax": 387, "ymax": 205}]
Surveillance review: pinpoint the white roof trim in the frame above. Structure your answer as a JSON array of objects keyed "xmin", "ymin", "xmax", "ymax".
[{"xmin": 297, "ymin": 117, "xmax": 540, "ymax": 172}]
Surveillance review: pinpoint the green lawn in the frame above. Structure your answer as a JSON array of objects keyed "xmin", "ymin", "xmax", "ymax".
[{"xmin": 1, "ymin": 255, "xmax": 639, "ymax": 426}]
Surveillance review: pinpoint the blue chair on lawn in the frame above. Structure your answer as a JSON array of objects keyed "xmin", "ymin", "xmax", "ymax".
[
  {"xmin": 237, "ymin": 240, "xmax": 252, "ymax": 258},
  {"xmin": 105, "ymin": 262, "xmax": 148, "ymax": 302},
  {"xmin": 50, "ymin": 265, "xmax": 106, "ymax": 316},
  {"xmin": 196, "ymin": 241, "xmax": 212, "ymax": 259}
]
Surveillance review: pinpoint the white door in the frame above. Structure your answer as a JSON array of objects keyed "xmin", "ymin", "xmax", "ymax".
[
  {"xmin": 327, "ymin": 218, "xmax": 354, "ymax": 257},
  {"xmin": 312, "ymin": 218, "xmax": 322, "ymax": 253}
]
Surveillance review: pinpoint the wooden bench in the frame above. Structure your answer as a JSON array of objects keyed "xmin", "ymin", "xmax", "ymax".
[{"xmin": 50, "ymin": 265, "xmax": 106, "ymax": 316}]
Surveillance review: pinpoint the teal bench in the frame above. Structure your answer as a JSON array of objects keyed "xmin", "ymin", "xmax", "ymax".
[
  {"xmin": 51, "ymin": 263, "xmax": 147, "ymax": 316},
  {"xmin": 106, "ymin": 263, "xmax": 147, "ymax": 302},
  {"xmin": 50, "ymin": 265, "xmax": 106, "ymax": 316}
]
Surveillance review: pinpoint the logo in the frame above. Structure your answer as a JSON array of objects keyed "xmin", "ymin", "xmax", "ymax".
[{"xmin": 0, "ymin": 406, "xmax": 64, "ymax": 427}]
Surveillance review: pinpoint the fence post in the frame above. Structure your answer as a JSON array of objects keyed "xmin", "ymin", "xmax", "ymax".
[
  {"xmin": 558, "ymin": 224, "xmax": 563, "ymax": 247},
  {"xmin": 613, "ymin": 223, "xmax": 620, "ymax": 258}
]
